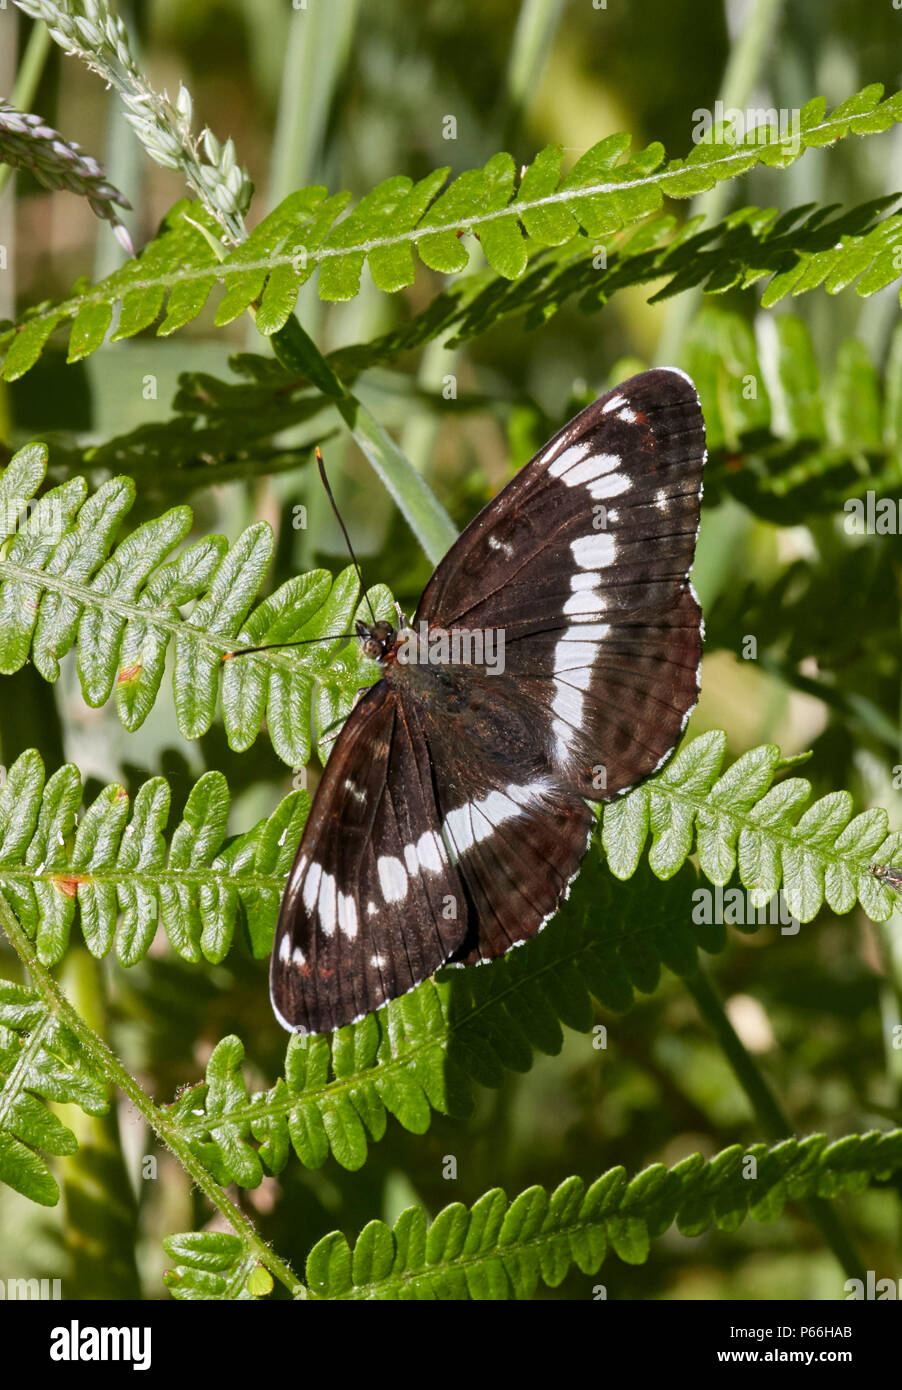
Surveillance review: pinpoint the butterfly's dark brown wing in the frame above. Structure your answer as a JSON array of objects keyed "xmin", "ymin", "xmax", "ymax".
[
  {"xmin": 270, "ymin": 681, "xmax": 469, "ymax": 1033},
  {"xmin": 271, "ymin": 369, "xmax": 706, "ymax": 1033},
  {"xmin": 414, "ymin": 368, "xmax": 705, "ymax": 797}
]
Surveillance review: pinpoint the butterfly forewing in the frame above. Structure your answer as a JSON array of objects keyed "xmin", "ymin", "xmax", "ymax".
[
  {"xmin": 414, "ymin": 368, "xmax": 705, "ymax": 797},
  {"xmin": 271, "ymin": 682, "xmax": 469, "ymax": 1033}
]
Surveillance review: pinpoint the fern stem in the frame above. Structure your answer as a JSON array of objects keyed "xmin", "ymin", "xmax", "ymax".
[
  {"xmin": 57, "ymin": 949, "xmax": 141, "ymax": 1298},
  {"xmin": 271, "ymin": 316, "xmax": 460, "ymax": 564},
  {"xmin": 685, "ymin": 964, "xmax": 867, "ymax": 1282},
  {"xmin": 0, "ymin": 891, "xmax": 307, "ymax": 1299}
]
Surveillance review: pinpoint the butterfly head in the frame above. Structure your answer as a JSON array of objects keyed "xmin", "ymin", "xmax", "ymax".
[{"xmin": 356, "ymin": 619, "xmax": 396, "ymax": 662}]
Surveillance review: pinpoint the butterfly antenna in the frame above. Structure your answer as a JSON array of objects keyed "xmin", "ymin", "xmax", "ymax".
[
  {"xmin": 316, "ymin": 446, "xmax": 377, "ymax": 625},
  {"xmin": 222, "ymin": 634, "xmax": 358, "ymax": 661}
]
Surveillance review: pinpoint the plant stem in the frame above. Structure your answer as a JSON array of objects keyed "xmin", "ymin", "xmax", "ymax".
[
  {"xmin": 685, "ymin": 963, "xmax": 867, "ymax": 1282},
  {"xmin": 267, "ymin": 0, "xmax": 360, "ymax": 215},
  {"xmin": 504, "ymin": 0, "xmax": 564, "ymax": 144},
  {"xmin": 0, "ymin": 892, "xmax": 306, "ymax": 1300},
  {"xmin": 271, "ymin": 316, "xmax": 459, "ymax": 564},
  {"xmin": 656, "ymin": 0, "xmax": 784, "ymax": 363},
  {"xmin": 57, "ymin": 949, "xmax": 141, "ymax": 1298}
]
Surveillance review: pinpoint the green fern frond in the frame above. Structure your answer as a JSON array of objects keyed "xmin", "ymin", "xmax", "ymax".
[
  {"xmin": 113, "ymin": 300, "xmax": 902, "ymax": 523},
  {"xmin": 56, "ymin": 394, "xmax": 334, "ymax": 504},
  {"xmin": 603, "ymin": 731, "xmax": 902, "ymax": 922},
  {"xmin": 303, "ymin": 1130, "xmax": 902, "ymax": 1298},
  {"xmin": 0, "ymin": 750, "xmax": 307, "ymax": 967},
  {"xmin": 683, "ymin": 306, "xmax": 902, "ymax": 523},
  {"xmin": 219, "ymin": 196, "xmax": 902, "ymax": 388},
  {"xmin": 162, "ymin": 1232, "xmax": 270, "ymax": 1300},
  {"xmin": 60, "ymin": 731, "xmax": 899, "ymax": 1180},
  {"xmin": 161, "ymin": 1129, "xmax": 902, "ymax": 1299},
  {"xmin": 4, "ymin": 731, "xmax": 898, "ymax": 1178},
  {"xmin": 3, "ymin": 84, "xmax": 902, "ymax": 380},
  {"xmin": 0, "ymin": 444, "xmax": 392, "ymax": 760},
  {"xmin": 161, "ymin": 861, "xmax": 711, "ymax": 1177},
  {"xmin": 421, "ymin": 195, "xmax": 902, "ymax": 349},
  {"xmin": 159, "ymin": 1128, "xmax": 900, "ymax": 1301},
  {"xmin": 161, "ymin": 731, "xmax": 902, "ymax": 1180},
  {"xmin": 0, "ymin": 981, "xmax": 108, "ymax": 1205}
]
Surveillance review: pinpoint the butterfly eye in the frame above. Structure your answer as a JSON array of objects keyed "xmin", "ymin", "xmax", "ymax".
[{"xmin": 362, "ymin": 637, "xmax": 383, "ymax": 660}]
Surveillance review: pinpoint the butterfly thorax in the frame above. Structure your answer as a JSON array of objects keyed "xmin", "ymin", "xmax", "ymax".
[{"xmin": 356, "ymin": 616, "xmax": 534, "ymax": 769}]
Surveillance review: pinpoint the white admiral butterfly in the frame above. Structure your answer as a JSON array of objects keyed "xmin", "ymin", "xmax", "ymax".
[{"xmin": 270, "ymin": 368, "xmax": 706, "ymax": 1034}]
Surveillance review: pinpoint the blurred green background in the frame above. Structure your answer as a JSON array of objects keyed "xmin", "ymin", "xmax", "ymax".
[{"xmin": 1, "ymin": 0, "xmax": 902, "ymax": 1299}]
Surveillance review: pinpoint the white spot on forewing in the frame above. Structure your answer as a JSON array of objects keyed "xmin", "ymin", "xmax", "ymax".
[
  {"xmin": 557, "ymin": 623, "xmax": 610, "ymax": 644},
  {"xmin": 292, "ymin": 945, "xmax": 306, "ymax": 967},
  {"xmin": 586, "ymin": 471, "xmax": 629, "ymax": 501},
  {"xmin": 562, "ymin": 665, "xmax": 593, "ymax": 690},
  {"xmin": 488, "ymin": 534, "xmax": 513, "ymax": 557},
  {"xmin": 547, "ymin": 441, "xmax": 592, "ymax": 477},
  {"xmin": 550, "ymin": 622, "xmax": 611, "ymax": 762},
  {"xmin": 617, "ymin": 406, "xmax": 637, "ymax": 423},
  {"xmin": 302, "ymin": 861, "xmax": 322, "ymax": 914},
  {"xmin": 552, "ymin": 677, "xmax": 584, "ymax": 761},
  {"xmin": 563, "ymin": 588, "xmax": 607, "ymax": 615},
  {"xmin": 477, "ymin": 789, "xmax": 523, "ymax": 829},
  {"xmin": 554, "ymin": 453, "xmax": 622, "ymax": 488},
  {"xmin": 402, "ymin": 829, "xmax": 448, "ymax": 880},
  {"xmin": 547, "ymin": 681, "xmax": 583, "ymax": 722},
  {"xmin": 601, "ymin": 393, "xmax": 625, "ymax": 414},
  {"xmin": 377, "ymin": 854, "xmax": 408, "ymax": 903},
  {"xmin": 552, "ymin": 720, "xmax": 571, "ymax": 759},
  {"xmin": 343, "ymin": 777, "xmax": 366, "ymax": 805},
  {"xmin": 555, "ymin": 640, "xmax": 598, "ymax": 669},
  {"xmin": 318, "ymin": 871, "xmax": 337, "ymax": 937},
  {"xmin": 279, "ymin": 934, "xmax": 291, "ymax": 963},
  {"xmin": 571, "ymin": 534, "xmax": 615, "ymax": 569},
  {"xmin": 337, "ymin": 891, "xmax": 358, "ymax": 940}
]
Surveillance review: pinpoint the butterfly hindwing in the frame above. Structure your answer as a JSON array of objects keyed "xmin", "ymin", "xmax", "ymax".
[{"xmin": 415, "ymin": 700, "xmax": 596, "ymax": 960}]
